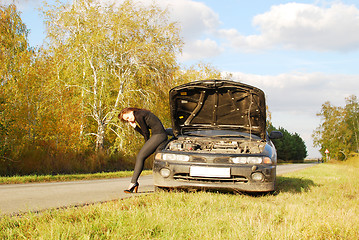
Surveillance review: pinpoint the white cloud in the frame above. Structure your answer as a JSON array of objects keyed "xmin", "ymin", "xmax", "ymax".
[
  {"xmin": 158, "ymin": 0, "xmax": 221, "ymax": 60},
  {"xmin": 228, "ymin": 71, "xmax": 357, "ymax": 112},
  {"xmin": 13, "ymin": 0, "xmax": 41, "ymax": 10},
  {"xmin": 224, "ymin": 71, "xmax": 359, "ymax": 157},
  {"xmin": 156, "ymin": 0, "xmax": 220, "ymax": 41},
  {"xmin": 220, "ymin": 3, "xmax": 359, "ymax": 52},
  {"xmin": 118, "ymin": 0, "xmax": 220, "ymax": 41},
  {"xmin": 104, "ymin": 0, "xmax": 222, "ymax": 60},
  {"xmin": 180, "ymin": 38, "xmax": 223, "ymax": 61}
]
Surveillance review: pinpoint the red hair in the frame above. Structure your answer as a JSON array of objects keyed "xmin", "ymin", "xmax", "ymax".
[{"xmin": 118, "ymin": 107, "xmax": 143, "ymax": 122}]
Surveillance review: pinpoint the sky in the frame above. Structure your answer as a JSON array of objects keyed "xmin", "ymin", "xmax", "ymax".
[{"xmin": 14, "ymin": 0, "xmax": 359, "ymax": 158}]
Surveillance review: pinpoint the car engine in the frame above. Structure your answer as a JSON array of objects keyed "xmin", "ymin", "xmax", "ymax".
[{"xmin": 166, "ymin": 137, "xmax": 265, "ymax": 154}]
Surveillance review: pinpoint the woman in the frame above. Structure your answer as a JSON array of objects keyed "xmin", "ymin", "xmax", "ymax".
[{"xmin": 118, "ymin": 107, "xmax": 167, "ymax": 193}]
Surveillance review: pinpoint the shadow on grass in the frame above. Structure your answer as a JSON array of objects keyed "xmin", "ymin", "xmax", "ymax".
[
  {"xmin": 155, "ymin": 176, "xmax": 318, "ymax": 197},
  {"xmin": 275, "ymin": 176, "xmax": 317, "ymax": 194}
]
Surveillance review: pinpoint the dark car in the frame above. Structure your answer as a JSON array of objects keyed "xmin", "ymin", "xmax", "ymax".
[{"xmin": 153, "ymin": 80, "xmax": 282, "ymax": 192}]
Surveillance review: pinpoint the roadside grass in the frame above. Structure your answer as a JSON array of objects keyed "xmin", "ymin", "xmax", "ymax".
[
  {"xmin": 1, "ymin": 156, "xmax": 359, "ymax": 239},
  {"xmin": 344, "ymin": 153, "xmax": 359, "ymax": 168},
  {"xmin": 0, "ymin": 170, "xmax": 152, "ymax": 184}
]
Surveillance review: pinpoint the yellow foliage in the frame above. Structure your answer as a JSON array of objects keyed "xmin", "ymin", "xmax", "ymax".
[{"xmin": 0, "ymin": 1, "xmax": 223, "ymax": 175}]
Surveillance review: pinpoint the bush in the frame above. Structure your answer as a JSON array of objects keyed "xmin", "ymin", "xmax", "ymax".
[{"xmin": 0, "ymin": 147, "xmax": 137, "ymax": 176}]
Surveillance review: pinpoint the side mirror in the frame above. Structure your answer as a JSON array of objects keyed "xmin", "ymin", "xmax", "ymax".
[{"xmin": 269, "ymin": 131, "xmax": 283, "ymax": 139}]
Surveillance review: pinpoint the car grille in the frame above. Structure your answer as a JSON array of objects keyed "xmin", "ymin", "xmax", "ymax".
[
  {"xmin": 191, "ymin": 156, "xmax": 206, "ymax": 163},
  {"xmin": 173, "ymin": 173, "xmax": 248, "ymax": 183},
  {"xmin": 190, "ymin": 156, "xmax": 232, "ymax": 163}
]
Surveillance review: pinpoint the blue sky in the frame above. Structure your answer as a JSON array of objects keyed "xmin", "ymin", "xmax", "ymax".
[{"xmin": 16, "ymin": 0, "xmax": 359, "ymax": 158}]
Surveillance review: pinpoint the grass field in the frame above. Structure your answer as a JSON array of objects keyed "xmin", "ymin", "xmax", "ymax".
[
  {"xmin": 1, "ymin": 155, "xmax": 359, "ymax": 239},
  {"xmin": 0, "ymin": 170, "xmax": 152, "ymax": 184}
]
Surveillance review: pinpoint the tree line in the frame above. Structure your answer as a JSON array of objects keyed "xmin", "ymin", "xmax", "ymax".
[
  {"xmin": 313, "ymin": 95, "xmax": 359, "ymax": 160},
  {"xmin": 0, "ymin": 1, "xmax": 223, "ymax": 175},
  {"xmin": 1, "ymin": 1, "xmax": 308, "ymax": 176}
]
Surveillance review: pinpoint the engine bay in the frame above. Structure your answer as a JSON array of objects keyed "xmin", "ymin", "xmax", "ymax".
[{"xmin": 166, "ymin": 137, "xmax": 266, "ymax": 154}]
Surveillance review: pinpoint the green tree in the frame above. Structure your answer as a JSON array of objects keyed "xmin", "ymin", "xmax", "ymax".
[
  {"xmin": 344, "ymin": 95, "xmax": 359, "ymax": 153},
  {"xmin": 268, "ymin": 124, "xmax": 307, "ymax": 162},
  {"xmin": 313, "ymin": 95, "xmax": 359, "ymax": 160},
  {"xmin": 292, "ymin": 133, "xmax": 307, "ymax": 160},
  {"xmin": 42, "ymin": 0, "xmax": 183, "ymax": 152}
]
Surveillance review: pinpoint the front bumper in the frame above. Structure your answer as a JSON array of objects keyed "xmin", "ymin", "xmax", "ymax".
[{"xmin": 153, "ymin": 159, "xmax": 276, "ymax": 192}]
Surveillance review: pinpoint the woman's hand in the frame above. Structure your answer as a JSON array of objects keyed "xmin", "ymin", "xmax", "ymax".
[{"xmin": 129, "ymin": 121, "xmax": 137, "ymax": 128}]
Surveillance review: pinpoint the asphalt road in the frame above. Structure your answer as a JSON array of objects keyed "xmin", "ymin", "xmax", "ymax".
[{"xmin": 0, "ymin": 163, "xmax": 318, "ymax": 216}]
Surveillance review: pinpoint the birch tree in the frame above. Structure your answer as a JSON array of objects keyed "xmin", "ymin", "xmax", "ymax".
[
  {"xmin": 42, "ymin": 0, "xmax": 182, "ymax": 151},
  {"xmin": 313, "ymin": 96, "xmax": 359, "ymax": 160},
  {"xmin": 344, "ymin": 95, "xmax": 359, "ymax": 153},
  {"xmin": 0, "ymin": 3, "xmax": 32, "ymax": 159}
]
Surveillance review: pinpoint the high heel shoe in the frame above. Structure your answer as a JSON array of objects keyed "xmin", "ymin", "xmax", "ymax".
[{"xmin": 124, "ymin": 182, "xmax": 139, "ymax": 193}]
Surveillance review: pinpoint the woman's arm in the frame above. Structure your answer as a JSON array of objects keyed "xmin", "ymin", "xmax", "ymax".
[
  {"xmin": 134, "ymin": 111, "xmax": 150, "ymax": 141},
  {"xmin": 129, "ymin": 121, "xmax": 137, "ymax": 128}
]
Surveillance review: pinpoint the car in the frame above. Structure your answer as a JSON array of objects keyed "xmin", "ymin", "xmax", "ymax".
[{"xmin": 153, "ymin": 79, "xmax": 282, "ymax": 192}]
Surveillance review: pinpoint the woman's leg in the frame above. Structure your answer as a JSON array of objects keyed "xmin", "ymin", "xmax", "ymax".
[{"xmin": 131, "ymin": 134, "xmax": 167, "ymax": 183}]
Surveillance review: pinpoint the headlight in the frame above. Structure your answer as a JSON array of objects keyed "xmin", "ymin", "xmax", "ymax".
[
  {"xmin": 156, "ymin": 153, "xmax": 190, "ymax": 162},
  {"xmin": 231, "ymin": 157, "xmax": 249, "ymax": 164},
  {"xmin": 248, "ymin": 157, "xmax": 264, "ymax": 164},
  {"xmin": 231, "ymin": 157, "xmax": 270, "ymax": 164}
]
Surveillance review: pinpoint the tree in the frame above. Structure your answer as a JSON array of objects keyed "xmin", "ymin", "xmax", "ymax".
[
  {"xmin": 0, "ymin": 1, "xmax": 226, "ymax": 175},
  {"xmin": 292, "ymin": 133, "xmax": 307, "ymax": 160},
  {"xmin": 173, "ymin": 62, "xmax": 222, "ymax": 86},
  {"xmin": 313, "ymin": 102, "xmax": 344, "ymax": 158},
  {"xmin": 0, "ymin": 3, "xmax": 32, "ymax": 160},
  {"xmin": 344, "ymin": 95, "xmax": 359, "ymax": 153},
  {"xmin": 42, "ymin": 0, "xmax": 183, "ymax": 152},
  {"xmin": 313, "ymin": 95, "xmax": 359, "ymax": 160},
  {"xmin": 0, "ymin": 3, "xmax": 29, "ymax": 84},
  {"xmin": 268, "ymin": 124, "xmax": 307, "ymax": 162}
]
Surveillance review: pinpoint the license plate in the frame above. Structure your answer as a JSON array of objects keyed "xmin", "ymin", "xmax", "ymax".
[{"xmin": 190, "ymin": 166, "xmax": 230, "ymax": 178}]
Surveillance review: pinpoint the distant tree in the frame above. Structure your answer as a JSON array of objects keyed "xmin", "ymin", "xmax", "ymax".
[
  {"xmin": 268, "ymin": 124, "xmax": 307, "ymax": 162},
  {"xmin": 313, "ymin": 95, "xmax": 359, "ymax": 160},
  {"xmin": 313, "ymin": 102, "xmax": 345, "ymax": 159},
  {"xmin": 292, "ymin": 133, "xmax": 307, "ymax": 160},
  {"xmin": 344, "ymin": 95, "xmax": 359, "ymax": 153}
]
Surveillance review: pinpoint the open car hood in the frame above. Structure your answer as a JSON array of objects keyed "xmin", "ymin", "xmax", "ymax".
[{"xmin": 169, "ymin": 80, "xmax": 267, "ymax": 139}]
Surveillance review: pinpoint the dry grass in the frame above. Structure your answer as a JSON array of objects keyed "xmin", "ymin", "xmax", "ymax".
[
  {"xmin": 0, "ymin": 170, "xmax": 152, "ymax": 184},
  {"xmin": 1, "ymin": 156, "xmax": 359, "ymax": 239}
]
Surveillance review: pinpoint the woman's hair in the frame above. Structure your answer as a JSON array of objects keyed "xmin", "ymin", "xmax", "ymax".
[{"xmin": 118, "ymin": 107, "xmax": 142, "ymax": 122}]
